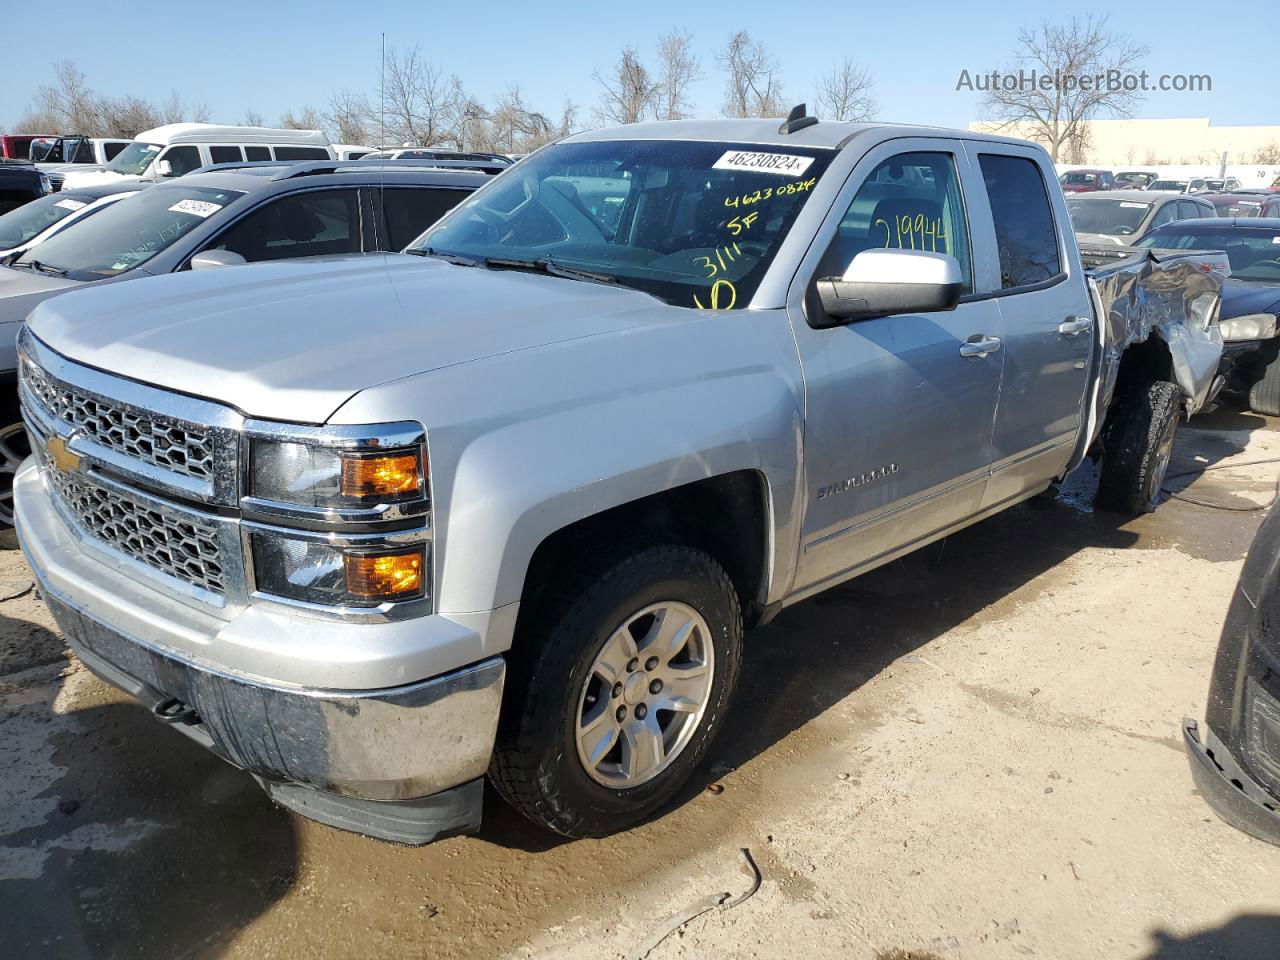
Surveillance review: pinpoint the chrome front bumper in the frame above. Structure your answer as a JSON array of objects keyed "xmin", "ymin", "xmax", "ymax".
[{"xmin": 16, "ymin": 457, "xmax": 506, "ymax": 838}]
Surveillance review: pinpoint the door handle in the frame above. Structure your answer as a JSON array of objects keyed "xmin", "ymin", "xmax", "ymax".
[
  {"xmin": 1059, "ymin": 316, "xmax": 1093, "ymax": 336},
  {"xmin": 960, "ymin": 336, "xmax": 1002, "ymax": 359}
]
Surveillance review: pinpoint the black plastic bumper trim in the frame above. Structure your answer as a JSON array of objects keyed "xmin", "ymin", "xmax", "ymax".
[{"xmin": 1183, "ymin": 717, "xmax": 1280, "ymax": 847}]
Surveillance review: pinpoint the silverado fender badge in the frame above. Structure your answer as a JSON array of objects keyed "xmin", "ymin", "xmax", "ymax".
[
  {"xmin": 46, "ymin": 434, "xmax": 82, "ymax": 475},
  {"xmin": 817, "ymin": 463, "xmax": 899, "ymax": 500}
]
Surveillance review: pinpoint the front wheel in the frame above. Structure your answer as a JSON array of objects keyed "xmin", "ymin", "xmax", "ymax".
[
  {"xmin": 1096, "ymin": 379, "xmax": 1181, "ymax": 514},
  {"xmin": 0, "ymin": 415, "xmax": 32, "ymax": 536},
  {"xmin": 490, "ymin": 545, "xmax": 742, "ymax": 838}
]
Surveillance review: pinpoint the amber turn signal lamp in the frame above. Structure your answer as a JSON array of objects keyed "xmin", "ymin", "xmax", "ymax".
[
  {"xmin": 340, "ymin": 451, "xmax": 422, "ymax": 499},
  {"xmin": 344, "ymin": 548, "xmax": 425, "ymax": 600}
]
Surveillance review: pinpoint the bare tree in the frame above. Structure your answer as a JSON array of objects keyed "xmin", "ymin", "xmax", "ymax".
[
  {"xmin": 978, "ymin": 15, "xmax": 1147, "ymax": 162},
  {"xmin": 381, "ymin": 45, "xmax": 460, "ymax": 146},
  {"xmin": 279, "ymin": 106, "xmax": 324, "ymax": 131},
  {"xmin": 98, "ymin": 96, "xmax": 161, "ymax": 138},
  {"xmin": 718, "ymin": 31, "xmax": 785, "ymax": 118},
  {"xmin": 593, "ymin": 47, "xmax": 656, "ymax": 126},
  {"xmin": 24, "ymin": 61, "xmax": 100, "ymax": 134},
  {"xmin": 327, "ymin": 90, "xmax": 371, "ymax": 144},
  {"xmin": 654, "ymin": 30, "xmax": 699, "ymax": 121},
  {"xmin": 161, "ymin": 90, "xmax": 210, "ymax": 125},
  {"xmin": 1251, "ymin": 141, "xmax": 1280, "ymax": 164},
  {"xmin": 816, "ymin": 58, "xmax": 876, "ymax": 122},
  {"xmin": 242, "ymin": 109, "xmax": 265, "ymax": 127}
]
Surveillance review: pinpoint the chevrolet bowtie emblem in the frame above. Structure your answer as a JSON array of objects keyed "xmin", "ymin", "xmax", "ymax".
[{"xmin": 46, "ymin": 435, "xmax": 81, "ymax": 474}]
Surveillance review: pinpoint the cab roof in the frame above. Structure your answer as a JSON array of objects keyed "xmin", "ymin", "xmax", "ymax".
[{"xmin": 564, "ymin": 117, "xmax": 1045, "ymax": 153}]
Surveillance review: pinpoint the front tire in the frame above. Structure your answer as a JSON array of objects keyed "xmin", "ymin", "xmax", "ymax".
[
  {"xmin": 1248, "ymin": 353, "xmax": 1280, "ymax": 416},
  {"xmin": 490, "ymin": 545, "xmax": 742, "ymax": 838},
  {"xmin": 1096, "ymin": 379, "xmax": 1181, "ymax": 514},
  {"xmin": 0, "ymin": 409, "xmax": 32, "ymax": 537}
]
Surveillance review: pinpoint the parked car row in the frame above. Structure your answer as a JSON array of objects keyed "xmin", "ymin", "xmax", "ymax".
[{"xmin": 1060, "ymin": 167, "xmax": 1246, "ymax": 195}]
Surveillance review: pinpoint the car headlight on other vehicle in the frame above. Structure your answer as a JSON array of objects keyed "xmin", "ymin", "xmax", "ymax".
[
  {"xmin": 1220, "ymin": 313, "xmax": 1278, "ymax": 343},
  {"xmin": 39, "ymin": 173, "xmax": 52, "ymax": 195}
]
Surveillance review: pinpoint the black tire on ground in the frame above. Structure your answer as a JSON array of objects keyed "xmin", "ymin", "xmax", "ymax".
[
  {"xmin": 1248, "ymin": 355, "xmax": 1280, "ymax": 416},
  {"xmin": 490, "ymin": 544, "xmax": 742, "ymax": 838},
  {"xmin": 1096, "ymin": 379, "xmax": 1181, "ymax": 515},
  {"xmin": 0, "ymin": 400, "xmax": 31, "ymax": 537}
]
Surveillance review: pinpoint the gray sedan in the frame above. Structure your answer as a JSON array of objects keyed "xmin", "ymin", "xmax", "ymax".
[{"xmin": 1067, "ymin": 189, "xmax": 1215, "ymax": 245}]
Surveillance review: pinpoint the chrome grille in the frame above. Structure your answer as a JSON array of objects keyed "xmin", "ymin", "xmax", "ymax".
[
  {"xmin": 22, "ymin": 357, "xmax": 216, "ymax": 481},
  {"xmin": 45, "ymin": 467, "xmax": 227, "ymax": 595}
]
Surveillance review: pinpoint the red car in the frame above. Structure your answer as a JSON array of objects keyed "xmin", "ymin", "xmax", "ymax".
[
  {"xmin": 1059, "ymin": 168, "xmax": 1115, "ymax": 193},
  {"xmin": 0, "ymin": 134, "xmax": 55, "ymax": 161}
]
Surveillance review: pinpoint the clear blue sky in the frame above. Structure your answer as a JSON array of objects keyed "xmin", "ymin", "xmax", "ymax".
[{"xmin": 2, "ymin": 0, "xmax": 1267, "ymax": 134}]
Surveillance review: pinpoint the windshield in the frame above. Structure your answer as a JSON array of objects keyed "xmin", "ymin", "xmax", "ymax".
[
  {"xmin": 1149, "ymin": 180, "xmax": 1187, "ymax": 192},
  {"xmin": 106, "ymin": 142, "xmax": 162, "ymax": 176},
  {"xmin": 1136, "ymin": 227, "xmax": 1280, "ymax": 282},
  {"xmin": 0, "ymin": 193, "xmax": 95, "ymax": 250},
  {"xmin": 1061, "ymin": 172, "xmax": 1098, "ymax": 185},
  {"xmin": 1067, "ymin": 198, "xmax": 1151, "ymax": 236},
  {"xmin": 411, "ymin": 139, "xmax": 835, "ymax": 308},
  {"xmin": 12, "ymin": 185, "xmax": 244, "ymax": 280}
]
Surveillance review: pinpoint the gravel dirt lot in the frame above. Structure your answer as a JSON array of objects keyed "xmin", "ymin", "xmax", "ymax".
[{"xmin": 3, "ymin": 408, "xmax": 1280, "ymax": 960}]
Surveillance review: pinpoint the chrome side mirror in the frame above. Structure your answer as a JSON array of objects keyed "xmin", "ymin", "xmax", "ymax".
[{"xmin": 190, "ymin": 249, "xmax": 248, "ymax": 270}]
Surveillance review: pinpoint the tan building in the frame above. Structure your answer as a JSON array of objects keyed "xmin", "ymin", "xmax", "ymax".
[{"xmin": 967, "ymin": 117, "xmax": 1280, "ymax": 166}]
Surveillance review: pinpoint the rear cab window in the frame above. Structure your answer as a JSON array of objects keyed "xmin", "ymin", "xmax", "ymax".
[{"xmin": 977, "ymin": 154, "xmax": 1062, "ymax": 289}]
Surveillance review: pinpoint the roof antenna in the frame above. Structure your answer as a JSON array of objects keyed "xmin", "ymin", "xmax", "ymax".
[
  {"xmin": 380, "ymin": 32, "xmax": 386, "ymax": 235},
  {"xmin": 779, "ymin": 103, "xmax": 818, "ymax": 135}
]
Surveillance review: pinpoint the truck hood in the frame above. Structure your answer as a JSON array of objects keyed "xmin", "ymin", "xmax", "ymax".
[{"xmin": 28, "ymin": 253, "xmax": 687, "ymax": 423}]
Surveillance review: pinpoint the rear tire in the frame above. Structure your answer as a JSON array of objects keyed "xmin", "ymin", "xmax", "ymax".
[
  {"xmin": 1096, "ymin": 379, "xmax": 1181, "ymax": 515},
  {"xmin": 490, "ymin": 545, "xmax": 742, "ymax": 838},
  {"xmin": 1248, "ymin": 355, "xmax": 1280, "ymax": 416}
]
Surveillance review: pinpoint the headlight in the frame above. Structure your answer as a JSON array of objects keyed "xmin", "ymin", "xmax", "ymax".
[
  {"xmin": 249, "ymin": 532, "xmax": 427, "ymax": 607},
  {"xmin": 243, "ymin": 421, "xmax": 431, "ymax": 614},
  {"xmin": 1219, "ymin": 313, "xmax": 1277, "ymax": 343},
  {"xmin": 39, "ymin": 174, "xmax": 52, "ymax": 194},
  {"xmin": 249, "ymin": 438, "xmax": 425, "ymax": 508}
]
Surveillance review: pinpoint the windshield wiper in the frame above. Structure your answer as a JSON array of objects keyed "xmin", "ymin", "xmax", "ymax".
[
  {"xmin": 11, "ymin": 258, "xmax": 67, "ymax": 276},
  {"xmin": 484, "ymin": 256, "xmax": 617, "ymax": 287},
  {"xmin": 404, "ymin": 247, "xmax": 482, "ymax": 267}
]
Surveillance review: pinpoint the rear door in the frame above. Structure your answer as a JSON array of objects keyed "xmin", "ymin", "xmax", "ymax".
[
  {"xmin": 785, "ymin": 139, "xmax": 1005, "ymax": 593},
  {"xmin": 966, "ymin": 146, "xmax": 1094, "ymax": 508}
]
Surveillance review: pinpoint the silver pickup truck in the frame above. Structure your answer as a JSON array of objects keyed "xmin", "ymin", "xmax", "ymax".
[{"xmin": 14, "ymin": 114, "xmax": 1225, "ymax": 845}]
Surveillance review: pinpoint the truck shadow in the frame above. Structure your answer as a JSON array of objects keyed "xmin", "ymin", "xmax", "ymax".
[
  {"xmin": 1140, "ymin": 914, "xmax": 1280, "ymax": 958},
  {"xmin": 0, "ymin": 634, "xmax": 298, "ymax": 960}
]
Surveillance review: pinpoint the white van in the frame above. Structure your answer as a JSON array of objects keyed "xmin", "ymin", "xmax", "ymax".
[{"xmin": 61, "ymin": 124, "xmax": 335, "ymax": 189}]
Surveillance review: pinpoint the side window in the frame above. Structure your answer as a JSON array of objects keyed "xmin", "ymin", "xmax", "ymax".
[
  {"xmin": 273, "ymin": 146, "xmax": 330, "ymax": 161},
  {"xmin": 209, "ymin": 146, "xmax": 243, "ymax": 165},
  {"xmin": 818, "ymin": 151, "xmax": 973, "ymax": 293},
  {"xmin": 208, "ymin": 189, "xmax": 361, "ymax": 262},
  {"xmin": 245, "ymin": 146, "xmax": 271, "ymax": 161},
  {"xmin": 977, "ymin": 154, "xmax": 1062, "ymax": 289},
  {"xmin": 1149, "ymin": 203, "xmax": 1180, "ymax": 228},
  {"xmin": 381, "ymin": 187, "xmax": 471, "ymax": 250},
  {"xmin": 161, "ymin": 145, "xmax": 202, "ymax": 177},
  {"xmin": 103, "ymin": 141, "xmax": 127, "ymax": 161}
]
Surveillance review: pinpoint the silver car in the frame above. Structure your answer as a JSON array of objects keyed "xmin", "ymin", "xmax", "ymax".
[{"xmin": 1067, "ymin": 189, "xmax": 1215, "ymax": 245}]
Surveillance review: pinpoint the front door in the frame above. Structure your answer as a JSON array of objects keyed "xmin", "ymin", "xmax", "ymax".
[{"xmin": 786, "ymin": 142, "xmax": 1005, "ymax": 595}]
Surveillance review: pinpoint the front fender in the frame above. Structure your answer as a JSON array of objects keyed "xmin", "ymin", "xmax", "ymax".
[{"xmin": 330, "ymin": 309, "xmax": 805, "ymax": 656}]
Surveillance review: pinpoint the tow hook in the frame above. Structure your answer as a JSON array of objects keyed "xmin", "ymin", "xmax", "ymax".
[{"xmin": 152, "ymin": 697, "xmax": 201, "ymax": 725}]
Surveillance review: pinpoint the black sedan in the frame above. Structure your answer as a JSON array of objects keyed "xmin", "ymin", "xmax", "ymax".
[
  {"xmin": 1134, "ymin": 219, "xmax": 1280, "ymax": 413},
  {"xmin": 1184, "ymin": 499, "xmax": 1280, "ymax": 846}
]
